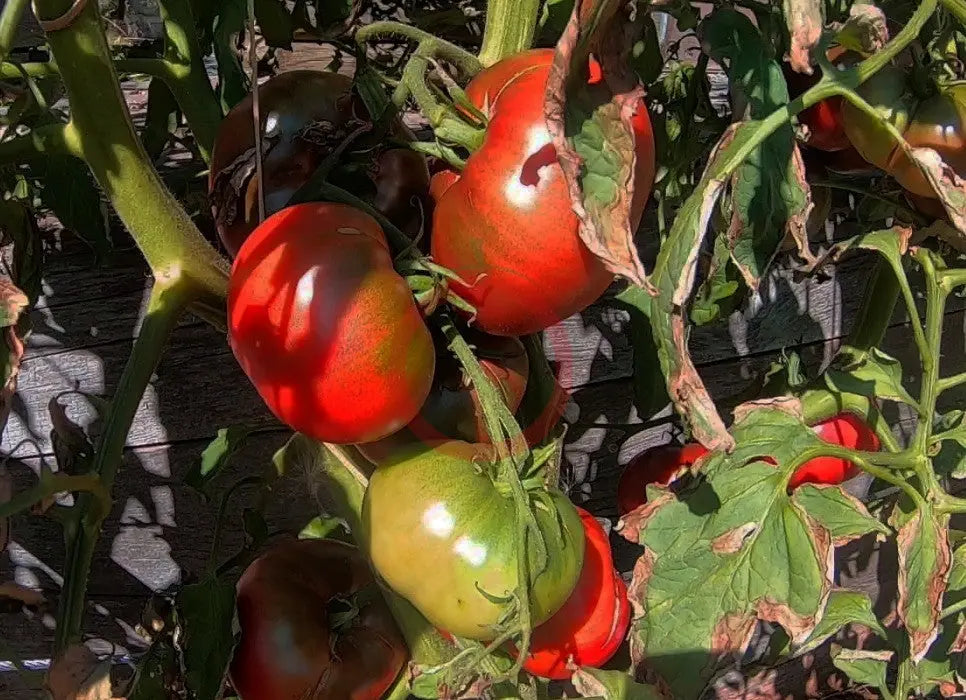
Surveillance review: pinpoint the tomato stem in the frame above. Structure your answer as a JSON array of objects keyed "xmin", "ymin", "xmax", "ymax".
[
  {"xmin": 55, "ymin": 276, "xmax": 192, "ymax": 651},
  {"xmin": 356, "ymin": 22, "xmax": 483, "ymax": 76},
  {"xmin": 478, "ymin": 0, "xmax": 540, "ymax": 68},
  {"xmin": 0, "ymin": 472, "xmax": 110, "ymax": 522}
]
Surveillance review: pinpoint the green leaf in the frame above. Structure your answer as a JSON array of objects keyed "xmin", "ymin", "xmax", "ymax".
[
  {"xmin": 142, "ymin": 78, "xmax": 180, "ymax": 161},
  {"xmin": 254, "ymin": 0, "xmax": 293, "ymax": 48},
  {"xmin": 691, "ymin": 232, "xmax": 743, "ymax": 326},
  {"xmin": 211, "ymin": 0, "xmax": 251, "ymax": 111},
  {"xmin": 699, "ymin": 9, "xmax": 806, "ymax": 289},
  {"xmin": 897, "ymin": 505, "xmax": 951, "ymax": 661},
  {"xmin": 572, "ymin": 668, "xmax": 663, "ymax": 699},
  {"xmin": 299, "ymin": 515, "xmax": 349, "ymax": 541},
  {"xmin": 796, "ymin": 590, "xmax": 887, "ymax": 656},
  {"xmin": 612, "ymin": 294, "xmax": 670, "ymax": 421},
  {"xmin": 793, "ymin": 484, "xmax": 891, "ymax": 541},
  {"xmin": 830, "ymin": 647, "xmax": 892, "ymax": 692},
  {"xmin": 932, "ymin": 411, "xmax": 966, "ymax": 478},
  {"xmin": 825, "ymin": 346, "xmax": 918, "ymax": 407},
  {"xmin": 626, "ymin": 405, "xmax": 866, "ymax": 698},
  {"xmin": 947, "ymin": 542, "xmax": 966, "ymax": 598},
  {"xmin": 188, "ymin": 425, "xmax": 254, "ymax": 493},
  {"xmin": 38, "ymin": 156, "xmax": 112, "ymax": 260},
  {"xmin": 128, "ymin": 639, "xmax": 179, "ymax": 700},
  {"xmin": 177, "ymin": 575, "xmax": 237, "ymax": 700}
]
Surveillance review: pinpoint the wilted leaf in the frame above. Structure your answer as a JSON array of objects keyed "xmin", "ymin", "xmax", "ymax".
[
  {"xmin": 796, "ymin": 590, "xmax": 887, "ymax": 656},
  {"xmin": 45, "ymin": 644, "xmax": 118, "ymax": 700},
  {"xmin": 691, "ymin": 233, "xmax": 742, "ymax": 326},
  {"xmin": 829, "ymin": 646, "xmax": 891, "ymax": 692},
  {"xmin": 572, "ymin": 667, "xmax": 662, "ymax": 699},
  {"xmin": 825, "ymin": 345, "xmax": 917, "ymax": 407},
  {"xmin": 783, "ymin": 0, "xmax": 823, "ymax": 74},
  {"xmin": 897, "ymin": 505, "xmax": 951, "ymax": 662},
  {"xmin": 834, "ymin": 3, "xmax": 889, "ymax": 54},
  {"xmin": 545, "ymin": 0, "xmax": 651, "ymax": 286},
  {"xmin": 624, "ymin": 406, "xmax": 866, "ymax": 697},
  {"xmin": 701, "ymin": 9, "xmax": 811, "ymax": 288},
  {"xmin": 0, "ymin": 580, "xmax": 45, "ymax": 607},
  {"xmin": 793, "ymin": 484, "xmax": 890, "ymax": 543},
  {"xmin": 910, "ymin": 148, "xmax": 966, "ymax": 240},
  {"xmin": 177, "ymin": 575, "xmax": 236, "ymax": 700},
  {"xmin": 0, "ymin": 279, "xmax": 28, "ymax": 328}
]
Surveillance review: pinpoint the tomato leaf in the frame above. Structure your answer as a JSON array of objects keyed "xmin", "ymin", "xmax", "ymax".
[
  {"xmin": 792, "ymin": 484, "xmax": 891, "ymax": 542},
  {"xmin": 46, "ymin": 644, "xmax": 116, "ymax": 700},
  {"xmin": 187, "ymin": 425, "xmax": 255, "ymax": 494},
  {"xmin": 690, "ymin": 232, "xmax": 742, "ymax": 326},
  {"xmin": 254, "ymin": 0, "xmax": 293, "ymax": 49},
  {"xmin": 610, "ymin": 296, "xmax": 669, "ymax": 421},
  {"xmin": 700, "ymin": 9, "xmax": 812, "ymax": 288},
  {"xmin": 177, "ymin": 575, "xmax": 237, "ymax": 700},
  {"xmin": 210, "ymin": 0, "xmax": 251, "ymax": 111},
  {"xmin": 142, "ymin": 78, "xmax": 181, "ymax": 162},
  {"xmin": 834, "ymin": 3, "xmax": 889, "ymax": 55},
  {"xmin": 545, "ymin": 0, "xmax": 651, "ymax": 287},
  {"xmin": 829, "ymin": 647, "xmax": 892, "ymax": 692},
  {"xmin": 622, "ymin": 405, "xmax": 868, "ymax": 697},
  {"xmin": 795, "ymin": 590, "xmax": 887, "ymax": 656},
  {"xmin": 38, "ymin": 156, "xmax": 112, "ymax": 261},
  {"xmin": 572, "ymin": 668, "xmax": 662, "ymax": 699},
  {"xmin": 948, "ymin": 542, "xmax": 966, "ymax": 599},
  {"xmin": 932, "ymin": 411, "xmax": 966, "ymax": 478},
  {"xmin": 897, "ymin": 505, "xmax": 951, "ymax": 662},
  {"xmin": 128, "ymin": 638, "xmax": 180, "ymax": 700},
  {"xmin": 825, "ymin": 345, "xmax": 918, "ymax": 407},
  {"xmin": 299, "ymin": 515, "xmax": 350, "ymax": 541},
  {"xmin": 783, "ymin": 0, "xmax": 823, "ymax": 74}
]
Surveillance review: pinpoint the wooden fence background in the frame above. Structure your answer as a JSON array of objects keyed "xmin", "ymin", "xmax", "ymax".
[{"xmin": 2, "ymin": 3, "xmax": 964, "ymax": 699}]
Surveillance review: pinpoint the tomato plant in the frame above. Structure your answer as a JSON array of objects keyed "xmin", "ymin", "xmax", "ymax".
[
  {"xmin": 363, "ymin": 440, "xmax": 584, "ymax": 640},
  {"xmin": 227, "ymin": 202, "xmax": 435, "ymax": 443},
  {"xmin": 516, "ymin": 507, "xmax": 630, "ymax": 680},
  {"xmin": 231, "ymin": 538, "xmax": 407, "ymax": 700},
  {"xmin": 430, "ymin": 48, "xmax": 656, "ymax": 336}
]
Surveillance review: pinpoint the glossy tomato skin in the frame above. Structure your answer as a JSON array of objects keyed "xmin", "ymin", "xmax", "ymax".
[
  {"xmin": 230, "ymin": 538, "xmax": 407, "ymax": 700},
  {"xmin": 518, "ymin": 507, "xmax": 630, "ymax": 680},
  {"xmin": 364, "ymin": 440, "xmax": 585, "ymax": 640},
  {"xmin": 841, "ymin": 65, "xmax": 917, "ymax": 175},
  {"xmin": 885, "ymin": 84, "xmax": 966, "ymax": 198},
  {"xmin": 210, "ymin": 71, "xmax": 426, "ymax": 256},
  {"xmin": 228, "ymin": 203, "xmax": 435, "ymax": 444},
  {"xmin": 617, "ymin": 443, "xmax": 708, "ymax": 516},
  {"xmin": 788, "ymin": 413, "xmax": 880, "ymax": 489},
  {"xmin": 431, "ymin": 49, "xmax": 656, "ymax": 336}
]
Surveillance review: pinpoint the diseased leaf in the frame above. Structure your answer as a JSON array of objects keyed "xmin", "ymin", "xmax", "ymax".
[
  {"xmin": 572, "ymin": 668, "xmax": 662, "ymax": 699},
  {"xmin": 793, "ymin": 484, "xmax": 890, "ymax": 543},
  {"xmin": 897, "ymin": 506, "xmax": 951, "ymax": 662},
  {"xmin": 700, "ymin": 9, "xmax": 811, "ymax": 288},
  {"xmin": 177, "ymin": 575, "xmax": 237, "ymax": 700},
  {"xmin": 691, "ymin": 232, "xmax": 742, "ymax": 326},
  {"xmin": 826, "ymin": 345, "xmax": 917, "ymax": 407},
  {"xmin": 830, "ymin": 646, "xmax": 891, "ymax": 692},
  {"xmin": 621, "ymin": 406, "xmax": 866, "ymax": 698},
  {"xmin": 783, "ymin": 0, "xmax": 823, "ymax": 74},
  {"xmin": 834, "ymin": 3, "xmax": 889, "ymax": 54},
  {"xmin": 45, "ymin": 644, "xmax": 117, "ymax": 700},
  {"xmin": 796, "ymin": 590, "xmax": 887, "ymax": 656},
  {"xmin": 545, "ymin": 0, "xmax": 652, "ymax": 286},
  {"xmin": 0, "ymin": 278, "xmax": 27, "ymax": 438}
]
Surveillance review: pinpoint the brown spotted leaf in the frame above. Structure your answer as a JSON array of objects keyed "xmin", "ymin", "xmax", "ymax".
[
  {"xmin": 834, "ymin": 3, "xmax": 889, "ymax": 54},
  {"xmin": 545, "ymin": 0, "xmax": 652, "ymax": 287},
  {"xmin": 783, "ymin": 0, "xmax": 823, "ymax": 74},
  {"xmin": 897, "ymin": 505, "xmax": 951, "ymax": 662},
  {"xmin": 572, "ymin": 668, "xmax": 662, "ymax": 699},
  {"xmin": 907, "ymin": 148, "xmax": 966, "ymax": 241},
  {"xmin": 626, "ymin": 406, "xmax": 865, "ymax": 697}
]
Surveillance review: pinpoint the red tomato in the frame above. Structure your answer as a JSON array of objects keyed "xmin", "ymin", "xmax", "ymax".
[
  {"xmin": 230, "ymin": 538, "xmax": 407, "ymax": 700},
  {"xmin": 228, "ymin": 203, "xmax": 435, "ymax": 443},
  {"xmin": 516, "ymin": 507, "xmax": 630, "ymax": 680},
  {"xmin": 783, "ymin": 49, "xmax": 859, "ymax": 152},
  {"xmin": 788, "ymin": 413, "xmax": 880, "ymax": 489},
  {"xmin": 431, "ymin": 49, "xmax": 656, "ymax": 336},
  {"xmin": 617, "ymin": 443, "xmax": 708, "ymax": 516}
]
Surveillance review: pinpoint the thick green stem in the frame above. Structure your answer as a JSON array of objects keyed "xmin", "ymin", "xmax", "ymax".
[
  {"xmin": 34, "ymin": 0, "xmax": 228, "ymax": 317},
  {"xmin": 0, "ymin": 122, "xmax": 77, "ymax": 159},
  {"xmin": 55, "ymin": 277, "xmax": 191, "ymax": 651},
  {"xmin": 0, "ymin": 61, "xmax": 58, "ymax": 78},
  {"xmin": 0, "ymin": 0, "xmax": 29, "ymax": 63},
  {"xmin": 478, "ymin": 0, "xmax": 540, "ymax": 67},
  {"xmin": 156, "ymin": 0, "xmax": 222, "ymax": 162},
  {"xmin": 938, "ymin": 371, "xmax": 966, "ymax": 392},
  {"xmin": 846, "ymin": 259, "xmax": 901, "ymax": 352}
]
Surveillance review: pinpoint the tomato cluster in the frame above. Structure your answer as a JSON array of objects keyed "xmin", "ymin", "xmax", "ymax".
[{"xmin": 222, "ymin": 49, "xmax": 655, "ymax": 693}]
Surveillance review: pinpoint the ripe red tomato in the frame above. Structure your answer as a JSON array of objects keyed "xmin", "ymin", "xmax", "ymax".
[
  {"xmin": 210, "ymin": 70, "xmax": 428, "ymax": 256},
  {"xmin": 230, "ymin": 538, "xmax": 407, "ymax": 700},
  {"xmin": 783, "ymin": 48, "xmax": 859, "ymax": 152},
  {"xmin": 841, "ymin": 64, "xmax": 916, "ymax": 177},
  {"xmin": 788, "ymin": 413, "xmax": 880, "ymax": 489},
  {"xmin": 228, "ymin": 203, "xmax": 435, "ymax": 443},
  {"xmin": 617, "ymin": 443, "xmax": 708, "ymax": 516},
  {"xmin": 431, "ymin": 49, "xmax": 656, "ymax": 336},
  {"xmin": 516, "ymin": 507, "xmax": 630, "ymax": 680}
]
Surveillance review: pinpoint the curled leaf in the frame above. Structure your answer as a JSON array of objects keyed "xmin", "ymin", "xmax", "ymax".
[
  {"xmin": 897, "ymin": 506, "xmax": 951, "ymax": 662},
  {"xmin": 46, "ymin": 645, "xmax": 119, "ymax": 700},
  {"xmin": 545, "ymin": 0, "xmax": 653, "ymax": 287},
  {"xmin": 834, "ymin": 3, "xmax": 889, "ymax": 54},
  {"xmin": 783, "ymin": 0, "xmax": 823, "ymax": 74}
]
